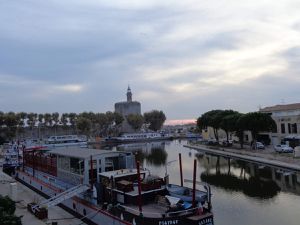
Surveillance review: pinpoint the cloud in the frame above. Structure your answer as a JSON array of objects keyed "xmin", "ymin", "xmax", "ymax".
[
  {"xmin": 1, "ymin": 1, "xmax": 300, "ymax": 118},
  {"xmin": 54, "ymin": 84, "xmax": 84, "ymax": 93}
]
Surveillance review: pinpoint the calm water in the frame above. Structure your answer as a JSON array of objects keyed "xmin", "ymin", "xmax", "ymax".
[{"xmin": 93, "ymin": 140, "xmax": 300, "ymax": 225}]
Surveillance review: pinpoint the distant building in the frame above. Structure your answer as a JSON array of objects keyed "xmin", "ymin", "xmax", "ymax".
[
  {"xmin": 260, "ymin": 103, "xmax": 300, "ymax": 147},
  {"xmin": 115, "ymin": 86, "xmax": 141, "ymax": 133}
]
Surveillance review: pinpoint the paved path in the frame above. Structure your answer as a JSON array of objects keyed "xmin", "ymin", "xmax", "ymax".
[
  {"xmin": 0, "ymin": 171, "xmax": 82, "ymax": 225},
  {"xmin": 184, "ymin": 143, "xmax": 300, "ymax": 171}
]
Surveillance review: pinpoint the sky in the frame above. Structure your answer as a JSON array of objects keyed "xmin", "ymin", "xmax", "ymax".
[{"xmin": 1, "ymin": 0, "xmax": 300, "ymax": 122}]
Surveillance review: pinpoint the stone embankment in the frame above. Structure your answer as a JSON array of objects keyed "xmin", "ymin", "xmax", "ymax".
[{"xmin": 184, "ymin": 143, "xmax": 300, "ymax": 172}]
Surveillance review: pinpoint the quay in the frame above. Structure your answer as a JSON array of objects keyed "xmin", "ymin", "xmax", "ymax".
[
  {"xmin": 184, "ymin": 144, "xmax": 300, "ymax": 172},
  {"xmin": 0, "ymin": 170, "xmax": 81, "ymax": 225}
]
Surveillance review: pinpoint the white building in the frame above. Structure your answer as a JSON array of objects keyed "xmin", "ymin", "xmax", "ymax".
[{"xmin": 260, "ymin": 103, "xmax": 300, "ymax": 147}]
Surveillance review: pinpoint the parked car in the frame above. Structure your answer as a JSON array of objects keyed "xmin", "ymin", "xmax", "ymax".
[
  {"xmin": 219, "ymin": 139, "xmax": 233, "ymax": 147},
  {"xmin": 255, "ymin": 142, "xmax": 265, "ymax": 149},
  {"xmin": 274, "ymin": 144, "xmax": 293, "ymax": 153},
  {"xmin": 207, "ymin": 138, "xmax": 218, "ymax": 145}
]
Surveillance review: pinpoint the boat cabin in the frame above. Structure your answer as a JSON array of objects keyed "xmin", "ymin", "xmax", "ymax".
[{"xmin": 48, "ymin": 148, "xmax": 136, "ymax": 186}]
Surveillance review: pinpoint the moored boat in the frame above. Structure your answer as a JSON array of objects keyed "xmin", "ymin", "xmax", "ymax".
[
  {"xmin": 167, "ymin": 183, "xmax": 209, "ymax": 203},
  {"xmin": 14, "ymin": 146, "xmax": 213, "ymax": 225},
  {"xmin": 105, "ymin": 132, "xmax": 173, "ymax": 143}
]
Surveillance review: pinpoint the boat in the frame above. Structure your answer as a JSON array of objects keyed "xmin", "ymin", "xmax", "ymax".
[
  {"xmin": 44, "ymin": 135, "xmax": 88, "ymax": 148},
  {"xmin": 14, "ymin": 146, "xmax": 214, "ymax": 225},
  {"xmin": 1, "ymin": 143, "xmax": 23, "ymax": 175},
  {"xmin": 105, "ymin": 132, "xmax": 173, "ymax": 143},
  {"xmin": 167, "ymin": 183, "xmax": 208, "ymax": 203}
]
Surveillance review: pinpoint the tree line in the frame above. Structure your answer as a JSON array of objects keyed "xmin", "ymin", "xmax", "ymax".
[
  {"xmin": 0, "ymin": 110, "xmax": 166, "ymax": 142},
  {"xmin": 197, "ymin": 110, "xmax": 276, "ymax": 148}
]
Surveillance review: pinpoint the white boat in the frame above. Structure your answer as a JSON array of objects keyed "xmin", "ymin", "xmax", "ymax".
[
  {"xmin": 106, "ymin": 132, "xmax": 173, "ymax": 143},
  {"xmin": 44, "ymin": 135, "xmax": 88, "ymax": 148}
]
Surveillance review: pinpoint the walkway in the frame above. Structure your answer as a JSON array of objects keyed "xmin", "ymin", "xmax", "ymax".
[
  {"xmin": 184, "ymin": 143, "xmax": 300, "ymax": 172},
  {"xmin": 0, "ymin": 170, "xmax": 82, "ymax": 225}
]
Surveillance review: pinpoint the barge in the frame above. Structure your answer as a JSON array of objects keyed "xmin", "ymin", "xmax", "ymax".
[{"xmin": 16, "ymin": 146, "xmax": 213, "ymax": 225}]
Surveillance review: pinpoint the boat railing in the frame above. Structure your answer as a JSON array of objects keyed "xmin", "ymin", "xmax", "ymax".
[{"xmin": 117, "ymin": 204, "xmax": 201, "ymax": 218}]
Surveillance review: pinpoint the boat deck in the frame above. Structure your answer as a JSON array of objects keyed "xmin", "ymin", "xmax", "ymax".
[
  {"xmin": 108, "ymin": 185, "xmax": 167, "ymax": 197},
  {"xmin": 121, "ymin": 199, "xmax": 196, "ymax": 219}
]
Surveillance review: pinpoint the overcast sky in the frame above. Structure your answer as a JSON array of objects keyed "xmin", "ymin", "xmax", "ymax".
[{"xmin": 1, "ymin": 0, "xmax": 300, "ymax": 120}]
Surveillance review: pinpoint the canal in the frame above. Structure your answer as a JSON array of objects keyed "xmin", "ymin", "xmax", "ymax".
[{"xmin": 95, "ymin": 139, "xmax": 300, "ymax": 225}]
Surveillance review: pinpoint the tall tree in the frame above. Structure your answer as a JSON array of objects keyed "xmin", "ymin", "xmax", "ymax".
[
  {"xmin": 3, "ymin": 112, "xmax": 18, "ymax": 140},
  {"xmin": 197, "ymin": 110, "xmax": 223, "ymax": 141},
  {"xmin": 144, "ymin": 110, "xmax": 166, "ymax": 131},
  {"xmin": 242, "ymin": 112, "xmax": 276, "ymax": 149},
  {"xmin": 52, "ymin": 112, "xmax": 60, "ymax": 135},
  {"xmin": 126, "ymin": 114, "xmax": 144, "ymax": 131},
  {"xmin": 236, "ymin": 113, "xmax": 247, "ymax": 149},
  {"xmin": 76, "ymin": 117, "xmax": 92, "ymax": 136},
  {"xmin": 219, "ymin": 110, "xmax": 240, "ymax": 142}
]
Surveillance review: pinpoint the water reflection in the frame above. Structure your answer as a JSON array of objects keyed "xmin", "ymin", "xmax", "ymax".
[
  {"xmin": 197, "ymin": 154, "xmax": 300, "ymax": 199},
  {"xmin": 91, "ymin": 140, "xmax": 300, "ymax": 198},
  {"xmin": 92, "ymin": 141, "xmax": 169, "ymax": 166}
]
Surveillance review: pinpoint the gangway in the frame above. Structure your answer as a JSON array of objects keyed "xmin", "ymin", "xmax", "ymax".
[{"xmin": 34, "ymin": 184, "xmax": 90, "ymax": 209}]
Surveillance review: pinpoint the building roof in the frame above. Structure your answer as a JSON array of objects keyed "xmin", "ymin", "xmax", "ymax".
[
  {"xmin": 260, "ymin": 103, "xmax": 300, "ymax": 113},
  {"xmin": 49, "ymin": 147, "xmax": 118, "ymax": 159}
]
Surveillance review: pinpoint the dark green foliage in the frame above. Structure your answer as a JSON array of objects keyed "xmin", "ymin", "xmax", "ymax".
[
  {"xmin": 76, "ymin": 117, "xmax": 92, "ymax": 136},
  {"xmin": 242, "ymin": 112, "xmax": 276, "ymax": 142},
  {"xmin": 0, "ymin": 195, "xmax": 22, "ymax": 225},
  {"xmin": 126, "ymin": 114, "xmax": 144, "ymax": 131},
  {"xmin": 198, "ymin": 109, "xmax": 276, "ymax": 149},
  {"xmin": 143, "ymin": 110, "xmax": 166, "ymax": 131}
]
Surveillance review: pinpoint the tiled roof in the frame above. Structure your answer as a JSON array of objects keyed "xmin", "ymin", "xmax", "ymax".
[{"xmin": 260, "ymin": 103, "xmax": 300, "ymax": 112}]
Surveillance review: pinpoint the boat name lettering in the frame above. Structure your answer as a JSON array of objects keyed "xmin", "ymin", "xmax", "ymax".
[
  {"xmin": 198, "ymin": 217, "xmax": 213, "ymax": 225},
  {"xmin": 158, "ymin": 220, "xmax": 179, "ymax": 225}
]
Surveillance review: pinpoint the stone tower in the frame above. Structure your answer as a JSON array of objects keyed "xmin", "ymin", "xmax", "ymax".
[
  {"xmin": 127, "ymin": 86, "xmax": 132, "ymax": 102},
  {"xmin": 115, "ymin": 86, "xmax": 141, "ymax": 133}
]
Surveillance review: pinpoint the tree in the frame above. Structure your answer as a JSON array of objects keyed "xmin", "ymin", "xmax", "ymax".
[
  {"xmin": 0, "ymin": 195, "xmax": 22, "ymax": 225},
  {"xmin": 76, "ymin": 117, "xmax": 92, "ymax": 136},
  {"xmin": 68, "ymin": 113, "xmax": 77, "ymax": 133},
  {"xmin": 219, "ymin": 110, "xmax": 240, "ymax": 142},
  {"xmin": 242, "ymin": 112, "xmax": 276, "ymax": 149},
  {"xmin": 144, "ymin": 110, "xmax": 166, "ymax": 131},
  {"xmin": 197, "ymin": 110, "xmax": 223, "ymax": 141},
  {"xmin": 3, "ymin": 112, "xmax": 18, "ymax": 140},
  {"xmin": 236, "ymin": 113, "xmax": 247, "ymax": 149},
  {"xmin": 126, "ymin": 114, "xmax": 144, "ymax": 131},
  {"xmin": 52, "ymin": 112, "xmax": 59, "ymax": 132}
]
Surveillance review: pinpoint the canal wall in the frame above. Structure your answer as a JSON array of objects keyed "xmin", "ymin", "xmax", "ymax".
[{"xmin": 184, "ymin": 144, "xmax": 300, "ymax": 172}]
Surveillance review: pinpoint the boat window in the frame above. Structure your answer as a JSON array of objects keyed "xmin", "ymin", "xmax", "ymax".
[{"xmin": 70, "ymin": 157, "xmax": 81, "ymax": 174}]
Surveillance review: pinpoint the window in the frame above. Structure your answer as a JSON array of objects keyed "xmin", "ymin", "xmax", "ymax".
[
  {"xmin": 281, "ymin": 123, "xmax": 285, "ymax": 134},
  {"xmin": 292, "ymin": 123, "xmax": 297, "ymax": 133},
  {"xmin": 288, "ymin": 123, "xmax": 291, "ymax": 134},
  {"xmin": 70, "ymin": 158, "xmax": 82, "ymax": 174}
]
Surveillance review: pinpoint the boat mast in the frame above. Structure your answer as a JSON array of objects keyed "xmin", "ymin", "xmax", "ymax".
[
  {"xmin": 192, "ymin": 159, "xmax": 197, "ymax": 208},
  {"xmin": 179, "ymin": 153, "xmax": 183, "ymax": 187},
  {"xmin": 136, "ymin": 161, "xmax": 143, "ymax": 215}
]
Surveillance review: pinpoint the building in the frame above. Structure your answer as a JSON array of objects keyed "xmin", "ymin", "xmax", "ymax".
[
  {"xmin": 260, "ymin": 103, "xmax": 300, "ymax": 147},
  {"xmin": 114, "ymin": 86, "xmax": 141, "ymax": 133}
]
